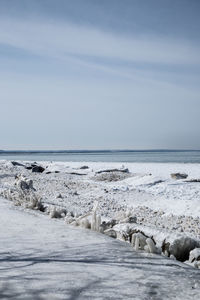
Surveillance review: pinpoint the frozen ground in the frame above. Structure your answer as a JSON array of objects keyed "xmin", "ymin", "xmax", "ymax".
[
  {"xmin": 0, "ymin": 160, "xmax": 200, "ymax": 237},
  {"xmin": 0, "ymin": 197, "xmax": 200, "ymax": 300},
  {"xmin": 0, "ymin": 160, "xmax": 200, "ymax": 298}
]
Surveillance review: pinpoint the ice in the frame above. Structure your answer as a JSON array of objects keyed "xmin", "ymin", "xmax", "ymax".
[
  {"xmin": 0, "ymin": 160, "xmax": 200, "ymax": 297},
  {"xmin": 0, "ymin": 198, "xmax": 200, "ymax": 299}
]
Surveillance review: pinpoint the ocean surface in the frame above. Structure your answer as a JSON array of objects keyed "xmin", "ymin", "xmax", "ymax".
[{"xmin": 0, "ymin": 150, "xmax": 200, "ymax": 163}]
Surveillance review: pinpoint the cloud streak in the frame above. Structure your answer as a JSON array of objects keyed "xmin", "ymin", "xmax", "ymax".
[
  {"xmin": 0, "ymin": 17, "xmax": 200, "ymax": 69},
  {"xmin": 0, "ymin": 10, "xmax": 200, "ymax": 150}
]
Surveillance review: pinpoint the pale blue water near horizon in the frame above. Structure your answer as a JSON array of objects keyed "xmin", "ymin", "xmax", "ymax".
[{"xmin": 0, "ymin": 150, "xmax": 200, "ymax": 163}]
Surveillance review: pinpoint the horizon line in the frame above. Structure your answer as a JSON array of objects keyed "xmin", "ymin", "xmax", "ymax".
[{"xmin": 0, "ymin": 149, "xmax": 200, "ymax": 153}]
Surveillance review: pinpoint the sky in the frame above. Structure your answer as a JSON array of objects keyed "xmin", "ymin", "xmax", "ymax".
[{"xmin": 0, "ymin": 0, "xmax": 200, "ymax": 150}]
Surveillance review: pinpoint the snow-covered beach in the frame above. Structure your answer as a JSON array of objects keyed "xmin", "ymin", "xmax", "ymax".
[{"xmin": 0, "ymin": 160, "xmax": 200, "ymax": 298}]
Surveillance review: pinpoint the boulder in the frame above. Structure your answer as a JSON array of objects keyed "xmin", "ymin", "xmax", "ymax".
[
  {"xmin": 104, "ymin": 229, "xmax": 117, "ymax": 238},
  {"xmin": 11, "ymin": 161, "xmax": 25, "ymax": 167},
  {"xmin": 32, "ymin": 166, "xmax": 45, "ymax": 173},
  {"xmin": 171, "ymin": 173, "xmax": 188, "ymax": 180},
  {"xmin": 99, "ymin": 219, "xmax": 118, "ymax": 233},
  {"xmin": 96, "ymin": 168, "xmax": 129, "ymax": 174},
  {"xmin": 80, "ymin": 166, "xmax": 89, "ymax": 169}
]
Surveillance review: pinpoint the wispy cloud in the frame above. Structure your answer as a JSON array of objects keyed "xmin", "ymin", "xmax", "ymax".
[
  {"xmin": 0, "ymin": 15, "xmax": 200, "ymax": 149},
  {"xmin": 0, "ymin": 17, "xmax": 199, "ymax": 68}
]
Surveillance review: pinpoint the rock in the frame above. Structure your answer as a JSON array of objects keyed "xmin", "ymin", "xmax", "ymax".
[
  {"xmin": 11, "ymin": 161, "xmax": 25, "ymax": 167},
  {"xmin": 15, "ymin": 175, "xmax": 35, "ymax": 191},
  {"xmin": 104, "ymin": 229, "xmax": 117, "ymax": 238},
  {"xmin": 119, "ymin": 216, "xmax": 137, "ymax": 224},
  {"xmin": 163, "ymin": 236, "xmax": 200, "ymax": 261},
  {"xmin": 26, "ymin": 164, "xmax": 37, "ymax": 170},
  {"xmin": 185, "ymin": 179, "xmax": 200, "ymax": 183},
  {"xmin": 56, "ymin": 193, "xmax": 62, "ymax": 199},
  {"xmin": 171, "ymin": 173, "xmax": 188, "ymax": 180},
  {"xmin": 99, "ymin": 219, "xmax": 118, "ymax": 233},
  {"xmin": 18, "ymin": 180, "xmax": 30, "ymax": 190},
  {"xmin": 73, "ymin": 191, "xmax": 79, "ymax": 196},
  {"xmin": 80, "ymin": 218, "xmax": 91, "ymax": 229},
  {"xmin": 96, "ymin": 168, "xmax": 129, "ymax": 174},
  {"xmin": 189, "ymin": 248, "xmax": 200, "ymax": 263},
  {"xmin": 32, "ymin": 166, "xmax": 45, "ymax": 173},
  {"xmin": 49, "ymin": 206, "xmax": 66, "ymax": 218},
  {"xmin": 128, "ymin": 216, "xmax": 137, "ymax": 223},
  {"xmin": 94, "ymin": 171, "xmax": 131, "ymax": 182},
  {"xmin": 66, "ymin": 172, "xmax": 86, "ymax": 176},
  {"xmin": 80, "ymin": 166, "xmax": 89, "ymax": 169}
]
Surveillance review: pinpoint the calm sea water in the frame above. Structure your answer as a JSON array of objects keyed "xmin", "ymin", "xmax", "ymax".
[{"xmin": 0, "ymin": 150, "xmax": 200, "ymax": 163}]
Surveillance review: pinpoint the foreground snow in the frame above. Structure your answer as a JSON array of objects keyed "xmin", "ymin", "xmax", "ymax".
[{"xmin": 0, "ymin": 198, "xmax": 200, "ymax": 300}]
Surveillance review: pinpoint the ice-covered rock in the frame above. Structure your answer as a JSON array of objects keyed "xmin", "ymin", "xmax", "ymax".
[
  {"xmin": 32, "ymin": 165, "xmax": 45, "ymax": 173},
  {"xmin": 48, "ymin": 206, "xmax": 66, "ymax": 218},
  {"xmin": 15, "ymin": 175, "xmax": 35, "ymax": 190},
  {"xmin": 163, "ymin": 236, "xmax": 200, "ymax": 261},
  {"xmin": 104, "ymin": 229, "xmax": 117, "ymax": 238},
  {"xmin": 189, "ymin": 248, "xmax": 200, "ymax": 263},
  {"xmin": 99, "ymin": 219, "xmax": 118, "ymax": 233},
  {"xmin": 171, "ymin": 173, "xmax": 188, "ymax": 179}
]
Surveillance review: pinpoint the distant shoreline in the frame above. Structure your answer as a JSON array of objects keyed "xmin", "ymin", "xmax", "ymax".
[{"xmin": 1, "ymin": 149, "xmax": 200, "ymax": 154}]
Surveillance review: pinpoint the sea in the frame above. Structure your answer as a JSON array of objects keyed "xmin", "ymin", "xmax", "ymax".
[{"xmin": 0, "ymin": 150, "xmax": 200, "ymax": 163}]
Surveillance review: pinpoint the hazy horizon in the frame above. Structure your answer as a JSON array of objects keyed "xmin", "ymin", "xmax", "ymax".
[
  {"xmin": 0, "ymin": 0, "xmax": 200, "ymax": 150},
  {"xmin": 1, "ymin": 148, "xmax": 200, "ymax": 152}
]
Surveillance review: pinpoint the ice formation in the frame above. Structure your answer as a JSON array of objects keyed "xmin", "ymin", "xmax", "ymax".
[{"xmin": 0, "ymin": 160, "xmax": 200, "ymax": 271}]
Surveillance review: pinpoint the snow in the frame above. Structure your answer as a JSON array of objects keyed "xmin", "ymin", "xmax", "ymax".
[
  {"xmin": 0, "ymin": 197, "xmax": 200, "ymax": 299},
  {"xmin": 43, "ymin": 161, "xmax": 200, "ymax": 217},
  {"xmin": 0, "ymin": 160, "xmax": 200, "ymax": 298}
]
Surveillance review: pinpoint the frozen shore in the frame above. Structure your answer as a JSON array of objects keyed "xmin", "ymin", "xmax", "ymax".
[{"xmin": 0, "ymin": 160, "xmax": 200, "ymax": 271}]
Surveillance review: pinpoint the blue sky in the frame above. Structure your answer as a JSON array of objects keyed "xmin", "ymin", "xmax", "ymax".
[{"xmin": 0, "ymin": 0, "xmax": 200, "ymax": 150}]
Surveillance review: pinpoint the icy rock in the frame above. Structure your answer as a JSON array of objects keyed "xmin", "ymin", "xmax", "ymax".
[
  {"xmin": 11, "ymin": 161, "xmax": 25, "ymax": 167},
  {"xmin": 96, "ymin": 168, "xmax": 129, "ymax": 174},
  {"xmin": 104, "ymin": 229, "xmax": 117, "ymax": 238},
  {"xmin": 80, "ymin": 218, "xmax": 91, "ymax": 229},
  {"xmin": 56, "ymin": 193, "xmax": 62, "ymax": 198},
  {"xmin": 64, "ymin": 216, "xmax": 75, "ymax": 224},
  {"xmin": 189, "ymin": 248, "xmax": 200, "ymax": 263},
  {"xmin": 171, "ymin": 173, "xmax": 188, "ymax": 180},
  {"xmin": 93, "ymin": 170, "xmax": 131, "ymax": 182},
  {"xmin": 80, "ymin": 165, "xmax": 89, "ymax": 169},
  {"xmin": 32, "ymin": 165, "xmax": 45, "ymax": 173},
  {"xmin": 99, "ymin": 219, "xmax": 118, "ymax": 233},
  {"xmin": 119, "ymin": 216, "xmax": 137, "ymax": 224},
  {"xmin": 15, "ymin": 175, "xmax": 35, "ymax": 190},
  {"xmin": 164, "ymin": 236, "xmax": 200, "ymax": 261},
  {"xmin": 49, "ymin": 206, "xmax": 66, "ymax": 219}
]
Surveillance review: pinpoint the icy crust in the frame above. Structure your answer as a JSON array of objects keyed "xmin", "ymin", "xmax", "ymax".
[
  {"xmin": 111, "ymin": 223, "xmax": 200, "ymax": 262},
  {"xmin": 0, "ymin": 160, "xmax": 200, "ymax": 269}
]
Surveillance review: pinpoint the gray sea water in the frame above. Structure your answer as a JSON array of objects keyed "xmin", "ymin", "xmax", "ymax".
[{"xmin": 0, "ymin": 150, "xmax": 200, "ymax": 163}]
